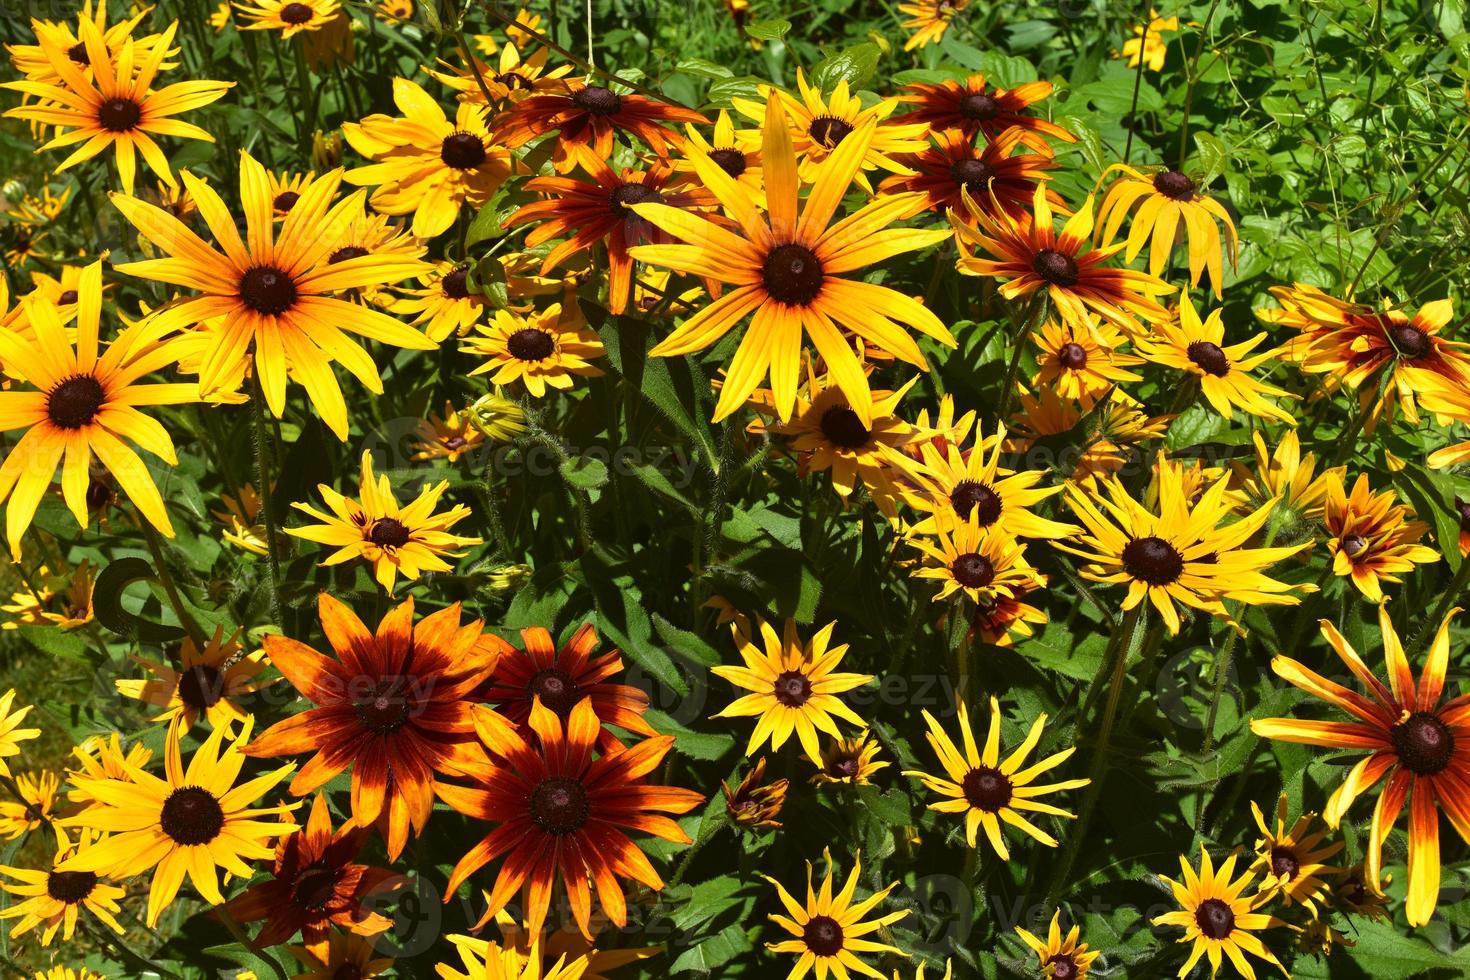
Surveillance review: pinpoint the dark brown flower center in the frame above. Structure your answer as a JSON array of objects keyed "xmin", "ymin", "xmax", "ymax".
[
  {"xmin": 494, "ymin": 72, "xmax": 532, "ymax": 90},
  {"xmin": 1047, "ymin": 954, "xmax": 1079, "ymax": 980},
  {"xmin": 441, "ymin": 266, "xmax": 471, "ymax": 299},
  {"xmin": 507, "ymin": 328, "xmax": 555, "ymax": 361},
  {"xmin": 292, "ymin": 863, "xmax": 342, "ymax": 909},
  {"xmin": 46, "ymin": 375, "xmax": 106, "ymax": 429},
  {"xmin": 368, "ymin": 517, "xmax": 412, "ymax": 548},
  {"xmin": 1390, "ymin": 324, "xmax": 1430, "ymax": 359},
  {"xmin": 529, "ymin": 776, "xmax": 590, "ymax": 834},
  {"xmin": 1194, "ymin": 897, "xmax": 1235, "ymax": 939},
  {"xmin": 1341, "ymin": 533, "xmax": 1369, "ymax": 559},
  {"xmin": 329, "ymin": 245, "xmax": 370, "ymax": 264},
  {"xmin": 610, "ymin": 182, "xmax": 664, "ymax": 218},
  {"xmin": 803, "ymin": 914, "xmax": 844, "ymax": 956},
  {"xmin": 950, "ymin": 480, "xmax": 1002, "ymax": 526},
  {"xmin": 951, "ymin": 158, "xmax": 995, "ymax": 193},
  {"xmin": 177, "ymin": 663, "xmax": 224, "ymax": 711},
  {"xmin": 273, "ymin": 191, "xmax": 300, "ymax": 213},
  {"xmin": 709, "ymin": 148, "xmax": 747, "ymax": 177},
  {"xmin": 280, "ymin": 2, "xmax": 315, "ymax": 24},
  {"xmin": 1122, "ymin": 535, "xmax": 1184, "ymax": 585},
  {"xmin": 239, "ymin": 265, "xmax": 298, "ymax": 315},
  {"xmin": 353, "ymin": 679, "xmax": 411, "ymax": 733},
  {"xmin": 572, "ymin": 85, "xmax": 622, "ymax": 115},
  {"xmin": 46, "ymin": 869, "xmax": 97, "ymax": 903},
  {"xmin": 87, "ymin": 475, "xmax": 115, "ymax": 511},
  {"xmin": 1390, "ymin": 711, "xmax": 1455, "ymax": 775},
  {"xmin": 961, "ymin": 765, "xmax": 1012, "ymax": 811},
  {"xmin": 773, "ymin": 670, "xmax": 812, "ymax": 707},
  {"xmin": 829, "ymin": 755, "xmax": 861, "ymax": 779},
  {"xmin": 959, "ymin": 92, "xmax": 999, "ymax": 121},
  {"xmin": 762, "ymin": 243, "xmax": 824, "ymax": 306},
  {"xmin": 333, "ymin": 966, "xmax": 363, "ymax": 980},
  {"xmin": 951, "ymin": 552, "xmax": 996, "ymax": 589},
  {"xmin": 1153, "ymin": 169, "xmax": 1196, "ymax": 201},
  {"xmin": 1187, "ymin": 340, "xmax": 1231, "ymax": 377},
  {"xmin": 1033, "ymin": 248, "xmax": 1079, "ymax": 287},
  {"xmin": 58, "ymin": 289, "xmax": 78, "ymax": 305},
  {"xmin": 529, "ymin": 667, "xmax": 581, "ymax": 717},
  {"xmin": 1057, "ymin": 342, "xmax": 1088, "ymax": 369},
  {"xmin": 819, "ymin": 406, "xmax": 870, "ymax": 449},
  {"xmin": 67, "ymin": 42, "xmax": 89, "ymax": 65},
  {"xmin": 1270, "ymin": 846, "xmax": 1301, "ymax": 881},
  {"xmin": 97, "ymin": 97, "xmax": 141, "ymax": 132},
  {"xmin": 444, "ymin": 435, "xmax": 468, "ymax": 450},
  {"xmin": 160, "ymin": 786, "xmax": 225, "ymax": 845},
  {"xmin": 440, "ymin": 132, "xmax": 487, "ymax": 169},
  {"xmin": 808, "ymin": 115, "xmax": 853, "ymax": 148}
]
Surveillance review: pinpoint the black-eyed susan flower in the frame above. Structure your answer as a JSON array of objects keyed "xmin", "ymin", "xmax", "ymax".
[
  {"xmin": 1120, "ymin": 9, "xmax": 1178, "ymax": 71},
  {"xmin": 897, "ymin": 76, "xmax": 1075, "ymax": 152},
  {"xmin": 969, "ymin": 577, "xmax": 1050, "ymax": 647},
  {"xmin": 0, "ymin": 827, "xmax": 125, "ymax": 946},
  {"xmin": 234, "ymin": 0, "xmax": 342, "ymax": 37},
  {"xmin": 2, "ymin": 20, "xmax": 229, "ymax": 194},
  {"xmin": 879, "ymin": 126, "xmax": 1062, "ymax": 226},
  {"xmin": 461, "ymin": 303, "xmax": 605, "ymax": 397},
  {"xmin": 288, "ymin": 932, "xmax": 395, "ymax": 979},
  {"xmin": 904, "ymin": 421, "xmax": 1076, "ymax": 539},
  {"xmin": 1032, "ymin": 316, "xmax": 1143, "ymax": 404},
  {"xmin": 0, "ymin": 770, "xmax": 57, "ymax": 839},
  {"xmin": 288, "ymin": 449, "xmax": 482, "ymax": 592},
  {"xmin": 735, "ymin": 70, "xmax": 929, "ymax": 189},
  {"xmin": 763, "ymin": 848, "xmax": 909, "ymax": 979},
  {"xmin": 1252, "ymin": 605, "xmax": 1470, "ymax": 926},
  {"xmin": 5, "ymin": 1, "xmax": 159, "ymax": 89},
  {"xmin": 910, "ymin": 519, "xmax": 1045, "ymax": 606},
  {"xmin": 411, "ymin": 402, "xmax": 488, "ymax": 463},
  {"xmin": 1059, "ymin": 463, "xmax": 1310, "ymax": 635},
  {"xmin": 1133, "ymin": 294, "xmax": 1296, "ymax": 423},
  {"xmin": 898, "ymin": 0, "xmax": 972, "ymax": 49},
  {"xmin": 676, "ymin": 109, "xmax": 764, "ymax": 203},
  {"xmin": 905, "ymin": 697, "xmax": 1086, "ymax": 859},
  {"xmin": 1151, "ymin": 846, "xmax": 1288, "ymax": 979},
  {"xmin": 426, "ymin": 37, "xmax": 570, "ymax": 108},
  {"xmin": 630, "ymin": 92, "xmax": 954, "ymax": 424},
  {"xmin": 438, "ymin": 697, "xmax": 703, "ymax": 939},
  {"xmin": 391, "ymin": 261, "xmax": 487, "ymax": 341},
  {"xmin": 1331, "ymin": 863, "xmax": 1391, "ymax": 923},
  {"xmin": 1321, "ymin": 473, "xmax": 1438, "ymax": 601},
  {"xmin": 0, "ymin": 262, "xmax": 195, "ymax": 559},
  {"xmin": 724, "ymin": 756, "xmax": 789, "ymax": 829},
  {"xmin": 713, "ymin": 618, "xmax": 872, "ymax": 761},
  {"xmin": 953, "ymin": 184, "xmax": 1173, "ymax": 335},
  {"xmin": 0, "ymin": 561, "xmax": 95, "ymax": 631},
  {"xmin": 810, "ymin": 730, "xmax": 889, "ymax": 787},
  {"xmin": 115, "ymin": 625, "xmax": 271, "ymax": 734},
  {"xmin": 110, "ymin": 152, "xmax": 434, "ymax": 440},
  {"xmin": 343, "ymin": 78, "xmax": 515, "ymax": 238},
  {"xmin": 65, "ymin": 734, "xmax": 150, "ymax": 805},
  {"xmin": 1096, "ymin": 163, "xmax": 1238, "ymax": 297},
  {"xmin": 1227, "ymin": 430, "xmax": 1342, "ymax": 525},
  {"xmin": 1014, "ymin": 910, "xmax": 1100, "ymax": 980},
  {"xmin": 438, "ymin": 936, "xmax": 589, "ymax": 980},
  {"xmin": 267, "ymin": 168, "xmax": 314, "ymax": 217},
  {"xmin": 503, "ymin": 159, "xmax": 714, "ymax": 315},
  {"xmin": 454, "ymin": 914, "xmax": 662, "ymax": 980},
  {"xmin": 212, "ymin": 484, "xmax": 272, "ymax": 556},
  {"xmin": 1248, "ymin": 794, "xmax": 1342, "ymax": 914},
  {"xmin": 61, "ymin": 717, "xmax": 297, "ymax": 926},
  {"xmin": 1006, "ymin": 385, "xmax": 1172, "ymax": 489}
]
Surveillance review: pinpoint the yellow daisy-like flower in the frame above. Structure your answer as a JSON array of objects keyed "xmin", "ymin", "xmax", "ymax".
[
  {"xmin": 288, "ymin": 449, "xmax": 483, "ymax": 592},
  {"xmin": 109, "ymin": 151, "xmax": 434, "ymax": 440},
  {"xmin": 763, "ymin": 848, "xmax": 909, "ymax": 980},
  {"xmin": 1151, "ymin": 846, "xmax": 1288, "ymax": 980},
  {"xmin": 735, "ymin": 70, "xmax": 928, "ymax": 189},
  {"xmin": 456, "ymin": 912, "xmax": 662, "ymax": 980},
  {"xmin": 437, "ymin": 937, "xmax": 590, "ymax": 980},
  {"xmin": 344, "ymin": 77, "xmax": 515, "ymax": 239},
  {"xmin": 5, "ymin": 1, "xmax": 159, "ymax": 89},
  {"xmin": 0, "ymin": 261, "xmax": 196, "ymax": 559},
  {"xmin": 65, "ymin": 733, "xmax": 151, "ymax": 806},
  {"xmin": 1321, "ymin": 473, "xmax": 1438, "ymax": 602},
  {"xmin": 676, "ymin": 109, "xmax": 764, "ymax": 204},
  {"xmin": 1058, "ymin": 463, "xmax": 1311, "ymax": 635},
  {"xmin": 809, "ymin": 730, "xmax": 889, "ymax": 787},
  {"xmin": 0, "ymin": 770, "xmax": 58, "ymax": 839},
  {"xmin": 2, "ymin": 20, "xmax": 230, "ymax": 194},
  {"xmin": 115, "ymin": 624, "xmax": 272, "ymax": 735},
  {"xmin": 712, "ymin": 618, "xmax": 873, "ymax": 761},
  {"xmin": 1, "ymin": 560, "xmax": 95, "ymax": 630},
  {"xmin": 412, "ymin": 402, "xmax": 488, "ymax": 463},
  {"xmin": 210, "ymin": 3, "xmax": 233, "ymax": 31},
  {"xmin": 465, "ymin": 391, "xmax": 531, "ymax": 444},
  {"xmin": 289, "ymin": 932, "xmax": 395, "ymax": 979},
  {"xmin": 905, "ymin": 697, "xmax": 1087, "ymax": 859},
  {"xmin": 1095, "ymin": 163, "xmax": 1238, "ymax": 297},
  {"xmin": 61, "ymin": 717, "xmax": 297, "ymax": 927},
  {"xmin": 392, "ymin": 261, "xmax": 488, "ymax": 341},
  {"xmin": 1248, "ymin": 794, "xmax": 1343, "ymax": 914},
  {"xmin": 266, "ymin": 169, "xmax": 315, "ymax": 217},
  {"xmin": 969, "ymin": 576, "xmax": 1050, "ymax": 647},
  {"xmin": 898, "ymin": 0, "xmax": 972, "ymax": 50},
  {"xmin": 1006, "ymin": 385, "xmax": 1172, "ymax": 490},
  {"xmin": 1227, "ymin": 429, "xmax": 1342, "ymax": 524},
  {"xmin": 212, "ymin": 483, "xmax": 272, "ymax": 556},
  {"xmin": 0, "ymin": 827, "xmax": 125, "ymax": 946},
  {"xmin": 909, "ymin": 518, "xmax": 1045, "ymax": 606},
  {"xmin": 234, "ymin": 0, "xmax": 343, "ymax": 37},
  {"xmin": 1013, "ymin": 910, "xmax": 1100, "ymax": 980},
  {"xmin": 630, "ymin": 91, "xmax": 954, "ymax": 424},
  {"xmin": 461, "ymin": 303, "xmax": 605, "ymax": 397},
  {"xmin": 425, "ymin": 38, "xmax": 570, "ymax": 108},
  {"xmin": 1032, "ymin": 316, "xmax": 1143, "ymax": 404},
  {"xmin": 1119, "ymin": 9, "xmax": 1178, "ymax": 71},
  {"xmin": 33, "ymin": 968, "xmax": 106, "ymax": 980},
  {"xmin": 1133, "ymin": 294, "xmax": 1296, "ymax": 424}
]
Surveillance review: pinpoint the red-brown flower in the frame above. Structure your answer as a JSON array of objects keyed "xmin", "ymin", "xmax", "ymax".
[
  {"xmin": 879, "ymin": 126, "xmax": 1062, "ymax": 225},
  {"xmin": 493, "ymin": 77, "xmax": 707, "ymax": 173},
  {"xmin": 897, "ymin": 75, "xmax": 1075, "ymax": 151},
  {"xmin": 476, "ymin": 623, "xmax": 655, "ymax": 751},
  {"xmin": 244, "ymin": 594, "xmax": 510, "ymax": 859},
  {"xmin": 438, "ymin": 698, "xmax": 703, "ymax": 939},
  {"xmin": 220, "ymin": 793, "xmax": 405, "ymax": 947},
  {"xmin": 504, "ymin": 159, "xmax": 716, "ymax": 315}
]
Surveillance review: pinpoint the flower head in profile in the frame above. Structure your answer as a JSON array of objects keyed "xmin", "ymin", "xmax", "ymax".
[
  {"xmin": 763, "ymin": 848, "xmax": 909, "ymax": 979},
  {"xmin": 712, "ymin": 618, "xmax": 872, "ymax": 761},
  {"xmin": 115, "ymin": 625, "xmax": 271, "ymax": 734},
  {"xmin": 724, "ymin": 756, "xmax": 789, "ymax": 829},
  {"xmin": 411, "ymin": 402, "xmax": 488, "ymax": 463},
  {"xmin": 1014, "ymin": 911, "xmax": 1100, "ymax": 980},
  {"xmin": 0, "ymin": 827, "xmax": 125, "ymax": 946},
  {"xmin": 1, "ymin": 561, "xmax": 95, "ymax": 631},
  {"xmin": 288, "ymin": 932, "xmax": 395, "ymax": 979},
  {"xmin": 288, "ymin": 450, "xmax": 482, "ymax": 592},
  {"xmin": 1096, "ymin": 163, "xmax": 1238, "ymax": 297},
  {"xmin": 1321, "ymin": 474, "xmax": 1438, "ymax": 601},
  {"xmin": 461, "ymin": 303, "xmax": 605, "ymax": 397},
  {"xmin": 1227, "ymin": 430, "xmax": 1342, "ymax": 525},
  {"xmin": 437, "ymin": 936, "xmax": 590, "ymax": 980},
  {"xmin": 968, "ymin": 577, "xmax": 1050, "ymax": 647},
  {"xmin": 898, "ymin": 0, "xmax": 972, "ymax": 49},
  {"xmin": 1152, "ymin": 846, "xmax": 1288, "ymax": 979}
]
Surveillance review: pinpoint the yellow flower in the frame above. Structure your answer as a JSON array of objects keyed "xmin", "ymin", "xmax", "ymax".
[
  {"xmin": 210, "ymin": 3, "xmax": 232, "ymax": 31},
  {"xmin": 1014, "ymin": 910, "xmax": 1100, "ymax": 980},
  {"xmin": 809, "ymin": 730, "xmax": 889, "ymax": 787},
  {"xmin": 465, "ymin": 391, "xmax": 530, "ymax": 444},
  {"xmin": 436, "ymin": 937, "xmax": 590, "ymax": 980},
  {"xmin": 412, "ymin": 402, "xmax": 489, "ymax": 463},
  {"xmin": 898, "ymin": 0, "xmax": 972, "ymax": 51},
  {"xmin": 1119, "ymin": 9, "xmax": 1179, "ymax": 71},
  {"xmin": 461, "ymin": 303, "xmax": 605, "ymax": 397},
  {"xmin": 1151, "ymin": 846, "xmax": 1288, "ymax": 979},
  {"xmin": 1248, "ymin": 794, "xmax": 1343, "ymax": 914},
  {"xmin": 65, "ymin": 734, "xmax": 151, "ymax": 806},
  {"xmin": 1227, "ymin": 429, "xmax": 1342, "ymax": 524},
  {"xmin": 1096, "ymin": 163, "xmax": 1238, "ymax": 297},
  {"xmin": 1322, "ymin": 473, "xmax": 1438, "ymax": 601},
  {"xmin": 1, "ymin": 561, "xmax": 95, "ymax": 630},
  {"xmin": 288, "ymin": 932, "xmax": 395, "ymax": 979},
  {"xmin": 115, "ymin": 625, "xmax": 272, "ymax": 734},
  {"xmin": 234, "ymin": 0, "xmax": 343, "ymax": 37},
  {"xmin": 723, "ymin": 756, "xmax": 789, "ymax": 829},
  {"xmin": 763, "ymin": 848, "xmax": 909, "ymax": 979},
  {"xmin": 1032, "ymin": 316, "xmax": 1143, "ymax": 404},
  {"xmin": 288, "ymin": 449, "xmax": 483, "ymax": 592},
  {"xmin": 212, "ymin": 484, "xmax": 273, "ymax": 556},
  {"xmin": 392, "ymin": 261, "xmax": 489, "ymax": 341},
  {"xmin": 0, "ymin": 770, "xmax": 57, "ymax": 839},
  {"xmin": 0, "ymin": 827, "xmax": 126, "ymax": 945},
  {"xmin": 909, "ymin": 517, "xmax": 1046, "ymax": 606}
]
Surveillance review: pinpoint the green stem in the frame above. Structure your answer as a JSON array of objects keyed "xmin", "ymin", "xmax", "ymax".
[
  {"xmin": 86, "ymin": 921, "xmax": 186, "ymax": 980},
  {"xmin": 996, "ymin": 294, "xmax": 1046, "ymax": 422},
  {"xmin": 250, "ymin": 379, "xmax": 286, "ymax": 630},
  {"xmin": 1409, "ymin": 553, "xmax": 1470, "ymax": 654},
  {"xmin": 1191, "ymin": 624, "xmax": 1240, "ymax": 834},
  {"xmin": 668, "ymin": 808, "xmax": 729, "ymax": 889},
  {"xmin": 139, "ymin": 519, "xmax": 207, "ymax": 650}
]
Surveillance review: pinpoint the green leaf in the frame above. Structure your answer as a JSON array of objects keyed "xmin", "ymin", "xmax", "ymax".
[
  {"xmin": 596, "ymin": 313, "xmax": 719, "ymax": 472},
  {"xmin": 744, "ymin": 18, "xmax": 791, "ymax": 41},
  {"xmin": 559, "ymin": 455, "xmax": 609, "ymax": 490},
  {"xmin": 669, "ymin": 922, "xmax": 753, "ymax": 973},
  {"xmin": 810, "ymin": 43, "xmax": 881, "ymax": 93},
  {"xmin": 675, "ymin": 58, "xmax": 734, "ymax": 79},
  {"xmin": 1192, "ymin": 131, "xmax": 1229, "ymax": 187}
]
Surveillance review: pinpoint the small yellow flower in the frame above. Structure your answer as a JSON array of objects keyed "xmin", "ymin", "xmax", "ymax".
[
  {"xmin": 1119, "ymin": 9, "xmax": 1178, "ymax": 71},
  {"xmin": 0, "ymin": 770, "xmax": 58, "ymax": 839},
  {"xmin": 461, "ymin": 303, "xmax": 606, "ymax": 398}
]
